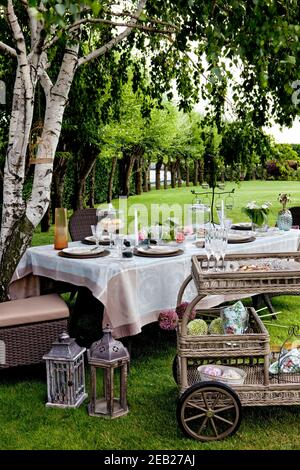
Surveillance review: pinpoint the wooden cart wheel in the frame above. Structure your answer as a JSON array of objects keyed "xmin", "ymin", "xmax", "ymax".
[
  {"xmin": 172, "ymin": 355, "xmax": 180, "ymax": 384},
  {"xmin": 177, "ymin": 382, "xmax": 242, "ymax": 442}
]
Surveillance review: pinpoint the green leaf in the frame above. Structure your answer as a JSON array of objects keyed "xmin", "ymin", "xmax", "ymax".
[
  {"xmin": 286, "ymin": 56, "xmax": 296, "ymax": 65},
  {"xmin": 55, "ymin": 3, "xmax": 65, "ymax": 16}
]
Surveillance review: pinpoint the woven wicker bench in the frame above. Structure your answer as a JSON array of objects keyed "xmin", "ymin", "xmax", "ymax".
[{"xmin": 0, "ymin": 294, "xmax": 69, "ymax": 368}]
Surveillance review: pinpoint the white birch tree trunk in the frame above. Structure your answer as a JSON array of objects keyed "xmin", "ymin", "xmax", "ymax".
[
  {"xmin": 0, "ymin": 0, "xmax": 147, "ymax": 301},
  {"xmin": 0, "ymin": 43, "xmax": 79, "ymax": 301}
]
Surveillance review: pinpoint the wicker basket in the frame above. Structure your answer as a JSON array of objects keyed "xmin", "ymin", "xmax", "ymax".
[
  {"xmin": 177, "ymin": 307, "xmax": 270, "ymax": 359},
  {"xmin": 191, "ymin": 252, "xmax": 300, "ymax": 297},
  {"xmin": 197, "ymin": 364, "xmax": 247, "ymax": 385}
]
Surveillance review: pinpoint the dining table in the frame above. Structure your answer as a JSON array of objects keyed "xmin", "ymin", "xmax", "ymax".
[{"xmin": 9, "ymin": 228, "xmax": 300, "ymax": 338}]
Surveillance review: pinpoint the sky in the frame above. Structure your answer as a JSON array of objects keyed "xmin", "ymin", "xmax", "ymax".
[
  {"xmin": 265, "ymin": 119, "xmax": 300, "ymax": 144},
  {"xmin": 194, "ymin": 97, "xmax": 300, "ymax": 145}
]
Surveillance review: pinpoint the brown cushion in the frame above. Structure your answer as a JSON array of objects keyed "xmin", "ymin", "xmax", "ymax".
[{"xmin": 0, "ymin": 294, "xmax": 69, "ymax": 327}]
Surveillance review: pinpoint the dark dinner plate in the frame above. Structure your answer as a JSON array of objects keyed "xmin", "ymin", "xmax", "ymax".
[
  {"xmin": 228, "ymin": 236, "xmax": 256, "ymax": 244},
  {"xmin": 231, "ymin": 223, "xmax": 252, "ymax": 231}
]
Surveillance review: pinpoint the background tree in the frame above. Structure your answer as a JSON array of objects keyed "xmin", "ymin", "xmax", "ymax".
[{"xmin": 220, "ymin": 121, "xmax": 273, "ymax": 180}]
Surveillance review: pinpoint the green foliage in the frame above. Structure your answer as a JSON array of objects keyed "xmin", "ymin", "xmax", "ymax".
[
  {"xmin": 25, "ymin": 0, "xmax": 300, "ymax": 126},
  {"xmin": 266, "ymin": 143, "xmax": 300, "ymax": 180},
  {"xmin": 220, "ymin": 121, "xmax": 273, "ymax": 177},
  {"xmin": 242, "ymin": 201, "xmax": 271, "ymax": 226}
]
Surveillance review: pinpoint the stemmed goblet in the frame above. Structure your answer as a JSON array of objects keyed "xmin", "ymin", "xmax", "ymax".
[{"xmin": 91, "ymin": 224, "xmax": 102, "ymax": 250}]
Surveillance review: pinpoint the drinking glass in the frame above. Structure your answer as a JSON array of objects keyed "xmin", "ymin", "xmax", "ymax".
[
  {"xmin": 213, "ymin": 236, "xmax": 222, "ymax": 271},
  {"xmin": 219, "ymin": 228, "xmax": 228, "ymax": 270},
  {"xmin": 114, "ymin": 234, "xmax": 125, "ymax": 257},
  {"xmin": 54, "ymin": 208, "xmax": 68, "ymax": 250},
  {"xmin": 223, "ymin": 218, "xmax": 232, "ymax": 230},
  {"xmin": 91, "ymin": 224, "xmax": 102, "ymax": 249},
  {"xmin": 150, "ymin": 225, "xmax": 161, "ymax": 244},
  {"xmin": 209, "ymin": 226, "xmax": 227, "ymax": 271},
  {"xmin": 205, "ymin": 228, "xmax": 213, "ymax": 270},
  {"xmin": 99, "ymin": 208, "xmax": 123, "ymax": 248}
]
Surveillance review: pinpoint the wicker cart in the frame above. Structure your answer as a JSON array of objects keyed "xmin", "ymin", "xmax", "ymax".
[{"xmin": 175, "ymin": 252, "xmax": 300, "ymax": 442}]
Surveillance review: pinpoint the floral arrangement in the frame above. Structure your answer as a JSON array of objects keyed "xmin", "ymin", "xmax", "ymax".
[
  {"xmin": 158, "ymin": 302, "xmax": 196, "ymax": 330},
  {"xmin": 278, "ymin": 193, "xmax": 291, "ymax": 211},
  {"xmin": 242, "ymin": 201, "xmax": 272, "ymax": 226},
  {"xmin": 158, "ymin": 310, "xmax": 178, "ymax": 330},
  {"xmin": 175, "ymin": 302, "xmax": 196, "ymax": 320},
  {"xmin": 187, "ymin": 319, "xmax": 208, "ymax": 335}
]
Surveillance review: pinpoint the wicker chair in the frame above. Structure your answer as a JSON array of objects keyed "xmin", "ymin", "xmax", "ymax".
[
  {"xmin": 0, "ymin": 294, "xmax": 69, "ymax": 368},
  {"xmin": 289, "ymin": 206, "xmax": 300, "ymax": 229},
  {"xmin": 68, "ymin": 208, "xmax": 97, "ymax": 241}
]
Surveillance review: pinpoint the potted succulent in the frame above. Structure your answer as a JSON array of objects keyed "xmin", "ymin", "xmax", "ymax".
[{"xmin": 277, "ymin": 193, "xmax": 293, "ymax": 231}]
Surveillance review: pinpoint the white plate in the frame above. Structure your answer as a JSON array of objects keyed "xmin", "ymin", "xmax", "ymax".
[
  {"xmin": 228, "ymin": 233, "xmax": 252, "ymax": 241},
  {"xmin": 139, "ymin": 246, "xmax": 179, "ymax": 255},
  {"xmin": 62, "ymin": 246, "xmax": 104, "ymax": 255},
  {"xmin": 84, "ymin": 235, "xmax": 110, "ymax": 243}
]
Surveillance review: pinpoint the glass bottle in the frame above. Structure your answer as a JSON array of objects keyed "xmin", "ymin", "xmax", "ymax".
[
  {"xmin": 54, "ymin": 208, "xmax": 68, "ymax": 250},
  {"xmin": 277, "ymin": 209, "xmax": 293, "ymax": 231}
]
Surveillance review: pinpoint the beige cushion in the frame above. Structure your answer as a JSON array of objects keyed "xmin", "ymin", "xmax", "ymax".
[{"xmin": 0, "ymin": 294, "xmax": 69, "ymax": 327}]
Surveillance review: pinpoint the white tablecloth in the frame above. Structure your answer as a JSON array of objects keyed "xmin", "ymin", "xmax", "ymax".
[{"xmin": 10, "ymin": 230, "xmax": 300, "ymax": 337}]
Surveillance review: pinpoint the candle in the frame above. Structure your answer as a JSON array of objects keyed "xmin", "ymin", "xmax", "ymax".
[{"xmin": 134, "ymin": 208, "xmax": 139, "ymax": 246}]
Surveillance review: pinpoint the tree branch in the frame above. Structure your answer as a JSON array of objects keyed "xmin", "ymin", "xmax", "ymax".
[
  {"xmin": 7, "ymin": 1, "xmax": 28, "ymax": 61},
  {"xmin": 7, "ymin": 0, "xmax": 33, "ymax": 96},
  {"xmin": 77, "ymin": 0, "xmax": 147, "ymax": 67},
  {"xmin": 28, "ymin": 6, "xmax": 38, "ymax": 47},
  {"xmin": 0, "ymin": 41, "xmax": 17, "ymax": 57},
  {"xmin": 112, "ymin": 10, "xmax": 178, "ymax": 29},
  {"xmin": 45, "ymin": 17, "xmax": 175, "ymax": 50}
]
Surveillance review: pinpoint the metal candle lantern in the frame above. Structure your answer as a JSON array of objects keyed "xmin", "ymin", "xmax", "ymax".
[
  {"xmin": 43, "ymin": 332, "xmax": 87, "ymax": 408},
  {"xmin": 87, "ymin": 327, "xmax": 129, "ymax": 419},
  {"xmin": 191, "ymin": 154, "xmax": 235, "ymax": 224}
]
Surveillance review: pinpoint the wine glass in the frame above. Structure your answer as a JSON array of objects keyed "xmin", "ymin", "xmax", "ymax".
[
  {"xmin": 114, "ymin": 234, "xmax": 125, "ymax": 257},
  {"xmin": 219, "ymin": 227, "xmax": 228, "ymax": 270},
  {"xmin": 205, "ymin": 228, "xmax": 213, "ymax": 270},
  {"xmin": 209, "ymin": 226, "xmax": 224, "ymax": 271},
  {"xmin": 91, "ymin": 224, "xmax": 102, "ymax": 249},
  {"xmin": 225, "ymin": 195, "xmax": 234, "ymax": 211},
  {"xmin": 99, "ymin": 208, "xmax": 123, "ymax": 249},
  {"xmin": 213, "ymin": 235, "xmax": 222, "ymax": 271},
  {"xmin": 150, "ymin": 225, "xmax": 161, "ymax": 244}
]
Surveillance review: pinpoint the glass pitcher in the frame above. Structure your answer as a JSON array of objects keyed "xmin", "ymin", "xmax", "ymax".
[{"xmin": 54, "ymin": 208, "xmax": 68, "ymax": 250}]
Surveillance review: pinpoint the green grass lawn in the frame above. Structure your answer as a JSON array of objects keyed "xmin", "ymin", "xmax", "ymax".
[{"xmin": 2, "ymin": 180, "xmax": 300, "ymax": 450}]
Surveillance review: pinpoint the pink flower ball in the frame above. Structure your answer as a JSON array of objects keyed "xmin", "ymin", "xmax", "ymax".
[
  {"xmin": 176, "ymin": 232, "xmax": 185, "ymax": 243},
  {"xmin": 138, "ymin": 229, "xmax": 147, "ymax": 241},
  {"xmin": 176, "ymin": 302, "xmax": 196, "ymax": 320},
  {"xmin": 158, "ymin": 309, "xmax": 178, "ymax": 330}
]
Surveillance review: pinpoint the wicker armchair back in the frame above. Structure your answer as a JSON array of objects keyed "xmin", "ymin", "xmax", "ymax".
[
  {"xmin": 290, "ymin": 206, "xmax": 300, "ymax": 228},
  {"xmin": 68, "ymin": 208, "xmax": 97, "ymax": 241}
]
